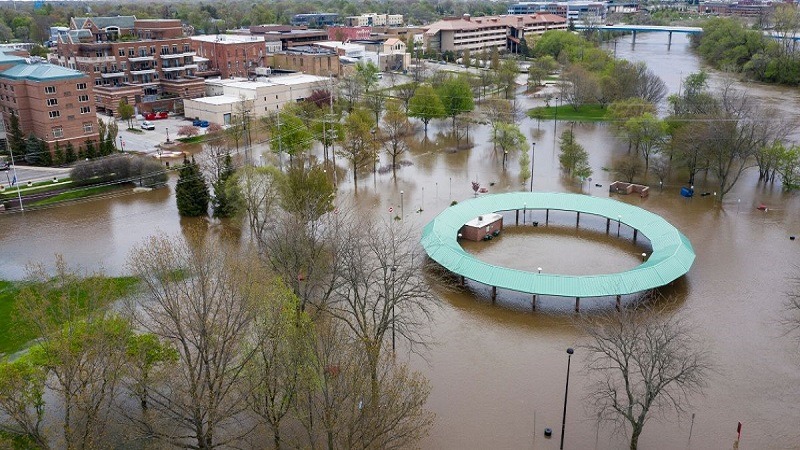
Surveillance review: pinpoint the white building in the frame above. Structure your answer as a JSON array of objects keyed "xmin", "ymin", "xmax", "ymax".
[
  {"xmin": 345, "ymin": 13, "xmax": 404, "ymax": 27},
  {"xmin": 183, "ymin": 73, "xmax": 329, "ymax": 125}
]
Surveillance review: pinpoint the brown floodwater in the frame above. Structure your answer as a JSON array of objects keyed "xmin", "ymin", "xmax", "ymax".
[{"xmin": 2, "ymin": 33, "xmax": 800, "ymax": 449}]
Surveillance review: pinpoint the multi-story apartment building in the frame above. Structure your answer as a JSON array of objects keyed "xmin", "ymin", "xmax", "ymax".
[
  {"xmin": 191, "ymin": 35, "xmax": 276, "ymax": 79},
  {"xmin": 344, "ymin": 13, "xmax": 404, "ymax": 27},
  {"xmin": 56, "ymin": 16, "xmax": 205, "ymax": 116},
  {"xmin": 0, "ymin": 52, "xmax": 99, "ymax": 153},
  {"xmin": 424, "ymin": 14, "xmax": 567, "ymax": 54}
]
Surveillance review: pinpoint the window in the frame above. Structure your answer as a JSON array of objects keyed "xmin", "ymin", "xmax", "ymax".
[
  {"xmin": 78, "ymin": 95, "xmax": 89, "ymax": 102},
  {"xmin": 80, "ymin": 106, "xmax": 91, "ymax": 114},
  {"xmin": 49, "ymin": 110, "xmax": 60, "ymax": 119},
  {"xmin": 119, "ymin": 48, "xmax": 125, "ymax": 56},
  {"xmin": 44, "ymin": 86, "xmax": 56, "ymax": 94},
  {"xmin": 52, "ymin": 126, "xmax": 63, "ymax": 138},
  {"xmin": 128, "ymin": 48, "xmax": 135, "ymax": 56},
  {"xmin": 46, "ymin": 98, "xmax": 58, "ymax": 106},
  {"xmin": 83, "ymin": 122, "xmax": 93, "ymax": 133}
]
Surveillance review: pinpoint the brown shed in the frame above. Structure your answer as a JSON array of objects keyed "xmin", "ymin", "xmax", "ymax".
[{"xmin": 459, "ymin": 213, "xmax": 503, "ymax": 241}]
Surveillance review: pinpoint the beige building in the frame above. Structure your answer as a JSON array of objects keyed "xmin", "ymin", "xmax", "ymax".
[
  {"xmin": 345, "ymin": 13, "xmax": 404, "ymax": 27},
  {"xmin": 424, "ymin": 13, "xmax": 567, "ymax": 54},
  {"xmin": 184, "ymin": 73, "xmax": 329, "ymax": 124}
]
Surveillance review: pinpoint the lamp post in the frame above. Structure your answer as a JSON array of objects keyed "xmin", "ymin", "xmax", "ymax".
[
  {"xmin": 119, "ymin": 136, "xmax": 125, "ymax": 152},
  {"xmin": 165, "ymin": 127, "xmax": 170, "ymax": 143},
  {"xmin": 560, "ymin": 347, "xmax": 574, "ymax": 450},
  {"xmin": 400, "ymin": 190, "xmax": 404, "ymax": 219},
  {"xmin": 530, "ymin": 142, "xmax": 536, "ymax": 192},
  {"xmin": 537, "ymin": 267, "xmax": 542, "ymax": 274}
]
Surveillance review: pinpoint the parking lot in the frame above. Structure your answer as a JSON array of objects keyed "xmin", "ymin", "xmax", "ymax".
[{"xmin": 108, "ymin": 113, "xmax": 196, "ymax": 155}]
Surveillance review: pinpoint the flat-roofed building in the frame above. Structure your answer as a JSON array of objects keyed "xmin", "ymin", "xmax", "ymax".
[
  {"xmin": 191, "ymin": 34, "xmax": 277, "ymax": 79},
  {"xmin": 291, "ymin": 13, "xmax": 339, "ymax": 28},
  {"xmin": 0, "ymin": 52, "xmax": 100, "ymax": 154},
  {"xmin": 344, "ymin": 13, "xmax": 404, "ymax": 27},
  {"xmin": 270, "ymin": 47, "xmax": 344, "ymax": 76},
  {"xmin": 423, "ymin": 13, "xmax": 567, "ymax": 54},
  {"xmin": 184, "ymin": 73, "xmax": 329, "ymax": 124}
]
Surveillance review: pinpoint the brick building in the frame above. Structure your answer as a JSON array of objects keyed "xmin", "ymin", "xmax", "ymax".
[
  {"xmin": 327, "ymin": 26, "xmax": 373, "ymax": 41},
  {"xmin": 270, "ymin": 47, "xmax": 346, "ymax": 77},
  {"xmin": 56, "ymin": 16, "xmax": 205, "ymax": 116},
  {"xmin": 0, "ymin": 52, "xmax": 100, "ymax": 153},
  {"xmin": 191, "ymin": 34, "xmax": 278, "ymax": 79}
]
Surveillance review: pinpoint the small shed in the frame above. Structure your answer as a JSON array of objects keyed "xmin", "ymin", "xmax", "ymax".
[{"xmin": 459, "ymin": 213, "xmax": 503, "ymax": 241}]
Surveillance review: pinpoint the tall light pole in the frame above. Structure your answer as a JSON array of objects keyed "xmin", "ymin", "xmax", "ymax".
[
  {"xmin": 530, "ymin": 142, "xmax": 536, "ymax": 192},
  {"xmin": 400, "ymin": 190, "xmax": 404, "ymax": 219},
  {"xmin": 560, "ymin": 347, "xmax": 574, "ymax": 450}
]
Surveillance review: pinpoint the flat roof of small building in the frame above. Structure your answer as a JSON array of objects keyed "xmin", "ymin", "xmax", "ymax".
[
  {"xmin": 191, "ymin": 34, "xmax": 265, "ymax": 44},
  {"xmin": 464, "ymin": 213, "xmax": 503, "ymax": 229},
  {"xmin": 187, "ymin": 95, "xmax": 241, "ymax": 105}
]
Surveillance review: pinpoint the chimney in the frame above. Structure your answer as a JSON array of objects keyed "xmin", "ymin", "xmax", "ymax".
[{"xmin": 463, "ymin": 13, "xmax": 471, "ymax": 21}]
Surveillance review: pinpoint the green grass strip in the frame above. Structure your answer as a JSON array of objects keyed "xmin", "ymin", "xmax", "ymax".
[
  {"xmin": 28, "ymin": 184, "xmax": 126, "ymax": 207},
  {"xmin": 527, "ymin": 104, "xmax": 611, "ymax": 122}
]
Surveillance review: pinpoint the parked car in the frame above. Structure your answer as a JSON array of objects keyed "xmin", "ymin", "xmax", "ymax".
[
  {"xmin": 198, "ymin": 120, "xmax": 209, "ymax": 128},
  {"xmin": 192, "ymin": 118, "xmax": 209, "ymax": 127},
  {"xmin": 140, "ymin": 121, "xmax": 155, "ymax": 130},
  {"xmin": 144, "ymin": 111, "xmax": 168, "ymax": 120}
]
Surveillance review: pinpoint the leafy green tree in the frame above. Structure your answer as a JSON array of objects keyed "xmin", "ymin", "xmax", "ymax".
[
  {"xmin": 497, "ymin": 59, "xmax": 520, "ymax": 99},
  {"xmin": 271, "ymin": 110, "xmax": 313, "ymax": 167},
  {"xmin": 337, "ymin": 108, "xmax": 377, "ymax": 189},
  {"xmin": 29, "ymin": 44, "xmax": 48, "ymax": 58},
  {"xmin": 0, "ymin": 356, "xmax": 48, "ymax": 449},
  {"xmin": 775, "ymin": 143, "xmax": 800, "ymax": 190},
  {"xmin": 175, "ymin": 157, "xmax": 209, "ymax": 217},
  {"xmin": 493, "ymin": 122, "xmax": 527, "ymax": 170},
  {"xmin": 356, "ymin": 60, "xmax": 380, "ymax": 94},
  {"xmin": 118, "ymin": 99, "xmax": 135, "ymax": 129},
  {"xmin": 624, "ymin": 113, "xmax": 666, "ymax": 174},
  {"xmin": 85, "ymin": 139, "xmax": 97, "ymax": 160},
  {"xmin": 280, "ymin": 164, "xmax": 335, "ymax": 223},
  {"xmin": 437, "ymin": 77, "xmax": 475, "ymax": 131},
  {"xmin": 382, "ymin": 99, "xmax": 412, "ymax": 176},
  {"xmin": 408, "ymin": 84, "xmax": 445, "ymax": 135},
  {"xmin": 558, "ymin": 129, "xmax": 591, "ymax": 178},
  {"xmin": 124, "ymin": 333, "xmax": 178, "ymax": 415},
  {"xmin": 462, "ymin": 48, "xmax": 471, "ymax": 68}
]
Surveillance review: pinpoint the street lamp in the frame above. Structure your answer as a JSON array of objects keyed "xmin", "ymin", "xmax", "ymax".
[
  {"xmin": 119, "ymin": 136, "xmax": 125, "ymax": 152},
  {"xmin": 537, "ymin": 267, "xmax": 542, "ymax": 274},
  {"xmin": 530, "ymin": 142, "xmax": 536, "ymax": 192},
  {"xmin": 400, "ymin": 190, "xmax": 404, "ymax": 219},
  {"xmin": 165, "ymin": 127, "xmax": 170, "ymax": 143},
  {"xmin": 560, "ymin": 347, "xmax": 574, "ymax": 450}
]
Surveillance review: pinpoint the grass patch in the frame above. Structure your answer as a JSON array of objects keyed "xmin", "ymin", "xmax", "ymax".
[
  {"xmin": 0, "ymin": 180, "xmax": 74, "ymax": 200},
  {"xmin": 29, "ymin": 184, "xmax": 128, "ymax": 207},
  {"xmin": 126, "ymin": 127, "xmax": 144, "ymax": 134},
  {"xmin": 0, "ymin": 276, "xmax": 139, "ymax": 356},
  {"xmin": 527, "ymin": 104, "xmax": 611, "ymax": 122},
  {"xmin": 176, "ymin": 135, "xmax": 205, "ymax": 144}
]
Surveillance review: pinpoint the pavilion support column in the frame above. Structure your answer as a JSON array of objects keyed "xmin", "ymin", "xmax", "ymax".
[
  {"xmin": 546, "ymin": 209, "xmax": 550, "ymax": 225},
  {"xmin": 668, "ymin": 31, "xmax": 673, "ymax": 48},
  {"xmin": 633, "ymin": 229, "xmax": 638, "ymax": 243},
  {"xmin": 532, "ymin": 294, "xmax": 537, "ymax": 311},
  {"xmin": 460, "ymin": 275, "xmax": 465, "ymax": 286},
  {"xmin": 576, "ymin": 211, "xmax": 580, "ymax": 227},
  {"xmin": 516, "ymin": 209, "xmax": 519, "ymax": 225},
  {"xmin": 606, "ymin": 218, "xmax": 610, "ymax": 233},
  {"xmin": 491, "ymin": 286, "xmax": 497, "ymax": 303},
  {"xmin": 575, "ymin": 297, "xmax": 580, "ymax": 312},
  {"xmin": 632, "ymin": 30, "xmax": 637, "ymax": 44},
  {"xmin": 616, "ymin": 295, "xmax": 621, "ymax": 311}
]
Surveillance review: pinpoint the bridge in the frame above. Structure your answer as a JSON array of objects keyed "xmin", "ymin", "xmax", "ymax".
[{"xmin": 573, "ymin": 24, "xmax": 703, "ymax": 45}]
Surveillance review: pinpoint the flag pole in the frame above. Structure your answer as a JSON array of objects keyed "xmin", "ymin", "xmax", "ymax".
[{"xmin": 8, "ymin": 144, "xmax": 23, "ymax": 211}]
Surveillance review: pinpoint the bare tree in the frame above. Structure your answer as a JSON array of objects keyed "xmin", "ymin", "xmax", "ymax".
[
  {"xmin": 581, "ymin": 306, "xmax": 710, "ymax": 450},
  {"xmin": 327, "ymin": 220, "xmax": 437, "ymax": 404},
  {"xmin": 127, "ymin": 235, "xmax": 262, "ymax": 449},
  {"xmin": 382, "ymin": 99, "xmax": 413, "ymax": 177}
]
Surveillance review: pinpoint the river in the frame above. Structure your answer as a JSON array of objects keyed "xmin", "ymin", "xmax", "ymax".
[{"xmin": 2, "ymin": 32, "xmax": 800, "ymax": 449}]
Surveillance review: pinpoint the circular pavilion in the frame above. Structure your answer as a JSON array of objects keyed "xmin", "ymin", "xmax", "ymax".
[{"xmin": 421, "ymin": 192, "xmax": 695, "ymax": 310}]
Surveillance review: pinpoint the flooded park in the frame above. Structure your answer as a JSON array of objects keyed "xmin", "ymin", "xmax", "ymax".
[{"xmin": 2, "ymin": 32, "xmax": 800, "ymax": 448}]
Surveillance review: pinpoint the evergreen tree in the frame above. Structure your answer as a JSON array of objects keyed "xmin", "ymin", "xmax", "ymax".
[
  {"xmin": 65, "ymin": 142, "xmax": 77, "ymax": 163},
  {"xmin": 53, "ymin": 142, "xmax": 64, "ymax": 166},
  {"xmin": 85, "ymin": 140, "xmax": 96, "ymax": 159},
  {"xmin": 176, "ymin": 157, "xmax": 209, "ymax": 217},
  {"xmin": 24, "ymin": 135, "xmax": 43, "ymax": 165},
  {"xmin": 38, "ymin": 139, "xmax": 52, "ymax": 166},
  {"xmin": 7, "ymin": 112, "xmax": 24, "ymax": 156},
  {"xmin": 212, "ymin": 152, "xmax": 239, "ymax": 218},
  {"xmin": 519, "ymin": 35, "xmax": 530, "ymax": 58}
]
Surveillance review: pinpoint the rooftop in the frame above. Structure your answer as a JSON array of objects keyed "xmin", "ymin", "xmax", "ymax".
[
  {"xmin": 73, "ymin": 15, "xmax": 137, "ymax": 30},
  {"xmin": 189, "ymin": 95, "xmax": 242, "ymax": 105},
  {"xmin": 191, "ymin": 34, "xmax": 266, "ymax": 44},
  {"xmin": 0, "ymin": 60, "xmax": 86, "ymax": 81},
  {"xmin": 421, "ymin": 192, "xmax": 695, "ymax": 298}
]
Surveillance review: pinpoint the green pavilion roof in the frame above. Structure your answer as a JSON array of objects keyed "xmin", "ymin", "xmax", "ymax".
[{"xmin": 421, "ymin": 192, "xmax": 695, "ymax": 298}]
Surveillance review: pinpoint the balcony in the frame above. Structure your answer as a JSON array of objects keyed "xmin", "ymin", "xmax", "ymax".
[
  {"xmin": 159, "ymin": 51, "xmax": 196, "ymax": 59},
  {"xmin": 161, "ymin": 66, "xmax": 187, "ymax": 72},
  {"xmin": 100, "ymin": 71, "xmax": 125, "ymax": 78},
  {"xmin": 130, "ymin": 68, "xmax": 156, "ymax": 75},
  {"xmin": 128, "ymin": 55, "xmax": 155, "ymax": 62},
  {"xmin": 182, "ymin": 64, "xmax": 198, "ymax": 70},
  {"xmin": 74, "ymin": 55, "xmax": 117, "ymax": 63}
]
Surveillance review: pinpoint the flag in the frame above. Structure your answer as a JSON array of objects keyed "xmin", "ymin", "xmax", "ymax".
[{"xmin": 11, "ymin": 175, "xmax": 16, "ymax": 186}]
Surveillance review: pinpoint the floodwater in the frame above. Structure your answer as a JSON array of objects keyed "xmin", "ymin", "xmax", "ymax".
[{"xmin": 2, "ymin": 32, "xmax": 800, "ymax": 449}]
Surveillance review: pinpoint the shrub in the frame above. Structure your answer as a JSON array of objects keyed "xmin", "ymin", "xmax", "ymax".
[{"xmin": 70, "ymin": 154, "xmax": 167, "ymax": 188}]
